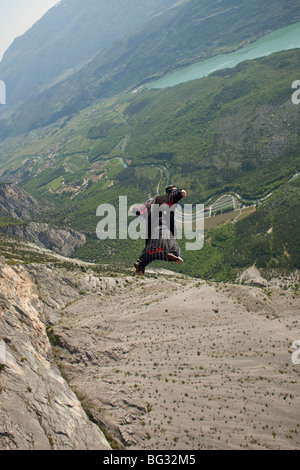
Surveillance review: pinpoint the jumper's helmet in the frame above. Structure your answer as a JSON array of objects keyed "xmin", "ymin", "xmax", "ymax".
[{"xmin": 166, "ymin": 185, "xmax": 176, "ymax": 194}]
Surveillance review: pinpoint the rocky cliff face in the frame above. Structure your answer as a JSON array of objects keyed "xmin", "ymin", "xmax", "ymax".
[
  {"xmin": 0, "ymin": 222, "xmax": 86, "ymax": 258},
  {"xmin": 0, "ymin": 259, "xmax": 110, "ymax": 450},
  {"xmin": 0, "ymin": 235, "xmax": 299, "ymax": 450},
  {"xmin": 52, "ymin": 270, "xmax": 300, "ymax": 451},
  {"xmin": 0, "ymin": 184, "xmax": 47, "ymax": 220},
  {"xmin": 0, "ymin": 184, "xmax": 86, "ymax": 257}
]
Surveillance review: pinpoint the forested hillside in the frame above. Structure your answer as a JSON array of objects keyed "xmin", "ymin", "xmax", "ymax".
[{"xmin": 2, "ymin": 50, "xmax": 298, "ymax": 202}]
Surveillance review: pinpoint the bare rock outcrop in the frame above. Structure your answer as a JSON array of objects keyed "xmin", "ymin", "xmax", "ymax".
[
  {"xmin": 0, "ymin": 259, "xmax": 110, "ymax": 450},
  {"xmin": 239, "ymin": 266, "xmax": 269, "ymax": 288},
  {"xmin": 0, "ymin": 184, "xmax": 86, "ymax": 257},
  {"xmin": 0, "ymin": 222, "xmax": 86, "ymax": 257},
  {"xmin": 0, "ymin": 183, "xmax": 47, "ymax": 220}
]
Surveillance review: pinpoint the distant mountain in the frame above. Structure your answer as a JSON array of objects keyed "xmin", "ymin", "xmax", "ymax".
[
  {"xmin": 2, "ymin": 0, "xmax": 300, "ymax": 139},
  {"xmin": 0, "ymin": 0, "xmax": 179, "ymax": 107}
]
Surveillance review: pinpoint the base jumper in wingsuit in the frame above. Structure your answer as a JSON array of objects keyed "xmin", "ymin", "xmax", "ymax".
[{"xmin": 132, "ymin": 185, "xmax": 187, "ymax": 275}]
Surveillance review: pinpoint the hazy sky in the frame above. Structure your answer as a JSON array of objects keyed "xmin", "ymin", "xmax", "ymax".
[{"xmin": 0, "ymin": 0, "xmax": 60, "ymax": 61}]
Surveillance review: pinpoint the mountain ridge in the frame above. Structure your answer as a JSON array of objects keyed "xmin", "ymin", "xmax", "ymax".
[
  {"xmin": 1, "ymin": 0, "xmax": 300, "ymax": 139},
  {"xmin": 0, "ymin": 0, "xmax": 180, "ymax": 108}
]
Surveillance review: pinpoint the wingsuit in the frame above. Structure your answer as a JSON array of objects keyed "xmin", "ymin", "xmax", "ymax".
[{"xmin": 133, "ymin": 185, "xmax": 186, "ymax": 275}]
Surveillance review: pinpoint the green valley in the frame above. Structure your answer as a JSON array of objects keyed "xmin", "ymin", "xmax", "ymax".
[{"xmin": 0, "ymin": 49, "xmax": 299, "ymax": 280}]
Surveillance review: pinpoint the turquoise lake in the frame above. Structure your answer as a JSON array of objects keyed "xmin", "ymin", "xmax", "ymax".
[{"xmin": 147, "ymin": 21, "xmax": 300, "ymax": 89}]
